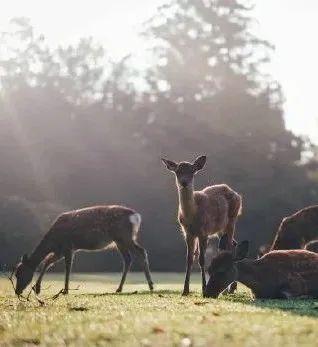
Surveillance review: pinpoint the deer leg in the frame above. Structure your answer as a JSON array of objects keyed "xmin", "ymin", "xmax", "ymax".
[
  {"xmin": 63, "ymin": 249, "xmax": 74, "ymax": 294},
  {"xmin": 198, "ymin": 237, "xmax": 208, "ymax": 294},
  {"xmin": 116, "ymin": 245, "xmax": 132, "ymax": 293},
  {"xmin": 132, "ymin": 243, "xmax": 154, "ymax": 291},
  {"xmin": 221, "ymin": 219, "xmax": 239, "ymax": 294},
  {"xmin": 219, "ymin": 232, "xmax": 238, "ymax": 295},
  {"xmin": 224, "ymin": 220, "xmax": 237, "ymax": 250},
  {"xmin": 183, "ymin": 235, "xmax": 196, "ymax": 296},
  {"xmin": 34, "ymin": 253, "xmax": 61, "ymax": 294}
]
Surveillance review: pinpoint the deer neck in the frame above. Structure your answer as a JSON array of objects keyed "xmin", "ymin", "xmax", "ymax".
[
  {"xmin": 28, "ymin": 236, "xmax": 54, "ymax": 270},
  {"xmin": 236, "ymin": 259, "xmax": 259, "ymax": 292},
  {"xmin": 177, "ymin": 184, "xmax": 196, "ymax": 221}
]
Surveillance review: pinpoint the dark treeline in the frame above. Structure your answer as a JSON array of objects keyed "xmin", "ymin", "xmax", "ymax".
[{"xmin": 0, "ymin": 1, "xmax": 317, "ymax": 271}]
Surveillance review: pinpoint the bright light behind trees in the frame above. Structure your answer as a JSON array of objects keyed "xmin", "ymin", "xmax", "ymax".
[{"xmin": 0, "ymin": 0, "xmax": 317, "ymax": 143}]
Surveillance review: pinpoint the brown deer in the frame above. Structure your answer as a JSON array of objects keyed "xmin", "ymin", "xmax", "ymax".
[
  {"xmin": 270, "ymin": 205, "xmax": 318, "ymax": 251},
  {"xmin": 13, "ymin": 205, "xmax": 154, "ymax": 296},
  {"xmin": 205, "ymin": 241, "xmax": 318, "ymax": 299},
  {"xmin": 161, "ymin": 155, "xmax": 242, "ymax": 295},
  {"xmin": 305, "ymin": 240, "xmax": 318, "ymax": 253}
]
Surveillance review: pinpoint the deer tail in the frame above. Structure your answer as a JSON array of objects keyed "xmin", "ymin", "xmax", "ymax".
[{"xmin": 129, "ymin": 212, "xmax": 142, "ymax": 241}]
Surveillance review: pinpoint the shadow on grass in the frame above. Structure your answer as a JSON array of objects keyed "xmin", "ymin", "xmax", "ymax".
[
  {"xmin": 79, "ymin": 288, "xmax": 318, "ymax": 318},
  {"xmin": 219, "ymin": 291, "xmax": 318, "ymax": 318},
  {"xmin": 82, "ymin": 289, "xmax": 184, "ymax": 297}
]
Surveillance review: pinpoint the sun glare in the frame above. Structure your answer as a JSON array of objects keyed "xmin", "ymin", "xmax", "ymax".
[{"xmin": 0, "ymin": 0, "xmax": 317, "ymax": 143}]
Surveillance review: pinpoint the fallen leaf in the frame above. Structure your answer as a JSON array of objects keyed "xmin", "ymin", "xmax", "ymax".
[{"xmin": 152, "ymin": 326, "xmax": 165, "ymax": 334}]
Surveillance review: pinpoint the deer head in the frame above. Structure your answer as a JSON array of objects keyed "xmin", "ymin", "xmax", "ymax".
[
  {"xmin": 161, "ymin": 155, "xmax": 207, "ymax": 189},
  {"xmin": 14, "ymin": 254, "xmax": 35, "ymax": 295},
  {"xmin": 204, "ymin": 241, "xmax": 249, "ymax": 298}
]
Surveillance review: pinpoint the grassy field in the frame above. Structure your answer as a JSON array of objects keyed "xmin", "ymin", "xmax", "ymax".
[{"xmin": 0, "ymin": 273, "xmax": 318, "ymax": 347}]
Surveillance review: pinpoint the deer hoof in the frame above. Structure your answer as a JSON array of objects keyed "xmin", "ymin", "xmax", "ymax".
[
  {"xmin": 33, "ymin": 284, "xmax": 41, "ymax": 294},
  {"xmin": 116, "ymin": 288, "xmax": 122, "ymax": 293},
  {"xmin": 182, "ymin": 290, "xmax": 190, "ymax": 296},
  {"xmin": 52, "ymin": 288, "xmax": 68, "ymax": 300}
]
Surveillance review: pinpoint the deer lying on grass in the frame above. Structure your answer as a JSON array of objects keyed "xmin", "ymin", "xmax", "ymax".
[
  {"xmin": 161, "ymin": 155, "xmax": 242, "ymax": 295},
  {"xmin": 270, "ymin": 205, "xmax": 318, "ymax": 251},
  {"xmin": 13, "ymin": 205, "xmax": 153, "ymax": 297},
  {"xmin": 205, "ymin": 241, "xmax": 318, "ymax": 299}
]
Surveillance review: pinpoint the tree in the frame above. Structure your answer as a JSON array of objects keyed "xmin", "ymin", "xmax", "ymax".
[{"xmin": 139, "ymin": 0, "xmax": 318, "ymax": 250}]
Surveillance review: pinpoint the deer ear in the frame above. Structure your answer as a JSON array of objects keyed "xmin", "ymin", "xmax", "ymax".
[
  {"xmin": 161, "ymin": 158, "xmax": 178, "ymax": 172},
  {"xmin": 193, "ymin": 155, "xmax": 207, "ymax": 172},
  {"xmin": 234, "ymin": 241, "xmax": 249, "ymax": 261},
  {"xmin": 21, "ymin": 254, "xmax": 29, "ymax": 264}
]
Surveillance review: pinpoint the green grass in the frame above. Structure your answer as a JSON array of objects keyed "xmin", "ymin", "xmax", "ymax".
[{"xmin": 1, "ymin": 273, "xmax": 318, "ymax": 346}]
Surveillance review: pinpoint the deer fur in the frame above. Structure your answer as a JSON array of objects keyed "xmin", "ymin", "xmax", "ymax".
[
  {"xmin": 271, "ymin": 205, "xmax": 318, "ymax": 251},
  {"xmin": 14, "ymin": 205, "xmax": 153, "ymax": 296},
  {"xmin": 205, "ymin": 241, "xmax": 318, "ymax": 299},
  {"xmin": 161, "ymin": 155, "xmax": 242, "ymax": 295},
  {"xmin": 305, "ymin": 240, "xmax": 318, "ymax": 253}
]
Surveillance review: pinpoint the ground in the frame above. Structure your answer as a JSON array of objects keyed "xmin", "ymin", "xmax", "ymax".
[{"xmin": 0, "ymin": 273, "xmax": 318, "ymax": 347}]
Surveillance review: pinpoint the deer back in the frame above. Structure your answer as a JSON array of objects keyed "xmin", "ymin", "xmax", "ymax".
[
  {"xmin": 254, "ymin": 250, "xmax": 318, "ymax": 297},
  {"xmin": 271, "ymin": 205, "xmax": 318, "ymax": 250},
  {"xmin": 49, "ymin": 205, "xmax": 137, "ymax": 251}
]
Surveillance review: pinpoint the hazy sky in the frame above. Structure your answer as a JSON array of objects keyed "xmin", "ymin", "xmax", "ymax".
[{"xmin": 0, "ymin": 0, "xmax": 317, "ymax": 143}]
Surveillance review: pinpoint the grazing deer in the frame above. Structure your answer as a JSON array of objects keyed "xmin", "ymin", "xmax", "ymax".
[
  {"xmin": 13, "ymin": 205, "xmax": 154, "ymax": 296},
  {"xmin": 305, "ymin": 240, "xmax": 318, "ymax": 253},
  {"xmin": 270, "ymin": 205, "xmax": 318, "ymax": 251},
  {"xmin": 205, "ymin": 241, "xmax": 318, "ymax": 299},
  {"xmin": 161, "ymin": 155, "xmax": 242, "ymax": 295}
]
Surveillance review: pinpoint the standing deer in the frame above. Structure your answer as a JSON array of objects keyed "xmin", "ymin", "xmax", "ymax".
[
  {"xmin": 13, "ymin": 205, "xmax": 154, "ymax": 296},
  {"xmin": 161, "ymin": 155, "xmax": 242, "ymax": 296},
  {"xmin": 270, "ymin": 205, "xmax": 318, "ymax": 251},
  {"xmin": 205, "ymin": 241, "xmax": 318, "ymax": 299}
]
